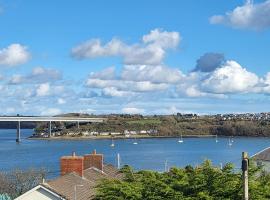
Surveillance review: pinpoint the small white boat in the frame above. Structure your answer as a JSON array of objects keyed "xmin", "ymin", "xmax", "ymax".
[
  {"xmin": 110, "ymin": 138, "xmax": 115, "ymax": 147},
  {"xmin": 178, "ymin": 134, "xmax": 183, "ymax": 143},
  {"xmin": 133, "ymin": 136, "xmax": 138, "ymax": 145},
  {"xmin": 228, "ymin": 137, "xmax": 232, "ymax": 146}
]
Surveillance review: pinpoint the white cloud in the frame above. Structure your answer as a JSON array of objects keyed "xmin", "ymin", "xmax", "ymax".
[
  {"xmin": 9, "ymin": 67, "xmax": 62, "ymax": 84},
  {"xmin": 122, "ymin": 107, "xmax": 144, "ymax": 114},
  {"xmin": 260, "ymin": 72, "xmax": 270, "ymax": 93},
  {"xmin": 90, "ymin": 66, "xmax": 116, "ymax": 80},
  {"xmin": 57, "ymin": 98, "xmax": 66, "ymax": 104},
  {"xmin": 121, "ymin": 65, "xmax": 184, "ymax": 83},
  {"xmin": 9, "ymin": 74, "xmax": 24, "ymax": 84},
  {"xmin": 41, "ymin": 108, "xmax": 62, "ymax": 116},
  {"xmin": 210, "ymin": 0, "xmax": 270, "ymax": 30},
  {"xmin": 36, "ymin": 83, "xmax": 50, "ymax": 96},
  {"xmin": 71, "ymin": 29, "xmax": 180, "ymax": 65},
  {"xmin": 102, "ymin": 87, "xmax": 134, "ymax": 97},
  {"xmin": 201, "ymin": 60, "xmax": 259, "ymax": 93},
  {"xmin": 142, "ymin": 29, "xmax": 180, "ymax": 48},
  {"xmin": 86, "ymin": 78, "xmax": 168, "ymax": 92},
  {"xmin": 0, "ymin": 44, "xmax": 30, "ymax": 67}
]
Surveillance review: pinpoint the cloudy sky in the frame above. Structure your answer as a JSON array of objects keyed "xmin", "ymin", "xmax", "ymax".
[{"xmin": 0, "ymin": 0, "xmax": 270, "ymax": 116}]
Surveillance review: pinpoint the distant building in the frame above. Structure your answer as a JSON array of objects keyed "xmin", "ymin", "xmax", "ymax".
[
  {"xmin": 252, "ymin": 147, "xmax": 270, "ymax": 172},
  {"xmin": 99, "ymin": 132, "xmax": 110, "ymax": 136},
  {"xmin": 111, "ymin": 132, "xmax": 122, "ymax": 136},
  {"xmin": 15, "ymin": 150, "xmax": 123, "ymax": 200}
]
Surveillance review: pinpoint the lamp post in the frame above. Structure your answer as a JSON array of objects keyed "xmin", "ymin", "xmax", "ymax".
[
  {"xmin": 242, "ymin": 152, "xmax": 249, "ymax": 200},
  {"xmin": 74, "ymin": 185, "xmax": 83, "ymax": 200}
]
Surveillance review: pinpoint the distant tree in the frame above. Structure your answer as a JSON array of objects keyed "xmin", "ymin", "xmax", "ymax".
[
  {"xmin": 0, "ymin": 194, "xmax": 11, "ymax": 200},
  {"xmin": 0, "ymin": 168, "xmax": 46, "ymax": 199}
]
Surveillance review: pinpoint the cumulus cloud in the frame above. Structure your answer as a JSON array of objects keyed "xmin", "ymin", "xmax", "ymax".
[
  {"xmin": 9, "ymin": 67, "xmax": 62, "ymax": 84},
  {"xmin": 71, "ymin": 29, "xmax": 180, "ymax": 65},
  {"xmin": 0, "ymin": 44, "xmax": 30, "ymax": 67},
  {"xmin": 90, "ymin": 66, "xmax": 116, "ymax": 80},
  {"xmin": 122, "ymin": 107, "xmax": 144, "ymax": 114},
  {"xmin": 102, "ymin": 87, "xmax": 134, "ymax": 97},
  {"xmin": 86, "ymin": 78, "xmax": 169, "ymax": 92},
  {"xmin": 210, "ymin": 0, "xmax": 270, "ymax": 30},
  {"xmin": 36, "ymin": 83, "xmax": 50, "ymax": 97},
  {"xmin": 201, "ymin": 60, "xmax": 259, "ymax": 93},
  {"xmin": 193, "ymin": 53, "xmax": 225, "ymax": 72},
  {"xmin": 121, "ymin": 65, "xmax": 184, "ymax": 83}
]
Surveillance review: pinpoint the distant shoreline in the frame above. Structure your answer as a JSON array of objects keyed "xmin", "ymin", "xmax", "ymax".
[{"xmin": 28, "ymin": 134, "xmax": 224, "ymax": 141}]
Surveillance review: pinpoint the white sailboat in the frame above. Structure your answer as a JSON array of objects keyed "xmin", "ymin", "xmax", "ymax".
[
  {"xmin": 110, "ymin": 137, "xmax": 115, "ymax": 147},
  {"xmin": 215, "ymin": 135, "xmax": 218, "ymax": 143},
  {"xmin": 228, "ymin": 137, "xmax": 232, "ymax": 146},
  {"xmin": 178, "ymin": 134, "xmax": 183, "ymax": 143},
  {"xmin": 133, "ymin": 135, "xmax": 138, "ymax": 145}
]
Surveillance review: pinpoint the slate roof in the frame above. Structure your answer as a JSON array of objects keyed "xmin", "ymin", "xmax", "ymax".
[
  {"xmin": 43, "ymin": 164, "xmax": 123, "ymax": 200},
  {"xmin": 252, "ymin": 147, "xmax": 270, "ymax": 161}
]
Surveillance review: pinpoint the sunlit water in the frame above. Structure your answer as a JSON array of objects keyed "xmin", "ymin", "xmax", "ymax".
[{"xmin": 0, "ymin": 129, "xmax": 270, "ymax": 177}]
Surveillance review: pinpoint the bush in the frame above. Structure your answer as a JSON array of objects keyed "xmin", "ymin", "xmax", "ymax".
[{"xmin": 95, "ymin": 160, "xmax": 270, "ymax": 200}]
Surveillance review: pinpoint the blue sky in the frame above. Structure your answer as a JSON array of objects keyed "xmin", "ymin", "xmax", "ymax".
[{"xmin": 0, "ymin": 0, "xmax": 270, "ymax": 115}]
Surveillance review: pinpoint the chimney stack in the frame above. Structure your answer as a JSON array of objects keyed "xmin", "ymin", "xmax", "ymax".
[
  {"xmin": 83, "ymin": 150, "xmax": 103, "ymax": 171},
  {"xmin": 60, "ymin": 152, "xmax": 84, "ymax": 177}
]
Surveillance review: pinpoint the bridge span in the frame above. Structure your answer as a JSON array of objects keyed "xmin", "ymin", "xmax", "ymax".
[{"xmin": 0, "ymin": 116, "xmax": 106, "ymax": 142}]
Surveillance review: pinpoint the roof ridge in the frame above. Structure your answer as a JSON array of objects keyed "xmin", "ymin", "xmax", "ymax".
[
  {"xmin": 251, "ymin": 146, "xmax": 270, "ymax": 158},
  {"xmin": 85, "ymin": 166, "xmax": 108, "ymax": 175}
]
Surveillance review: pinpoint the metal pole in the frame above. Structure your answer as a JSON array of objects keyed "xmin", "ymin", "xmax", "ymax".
[
  {"xmin": 242, "ymin": 152, "xmax": 249, "ymax": 200},
  {"xmin": 77, "ymin": 121, "xmax": 80, "ymax": 129},
  {"xmin": 117, "ymin": 153, "xmax": 120, "ymax": 169},
  {"xmin": 16, "ymin": 121, "xmax": 21, "ymax": 143}
]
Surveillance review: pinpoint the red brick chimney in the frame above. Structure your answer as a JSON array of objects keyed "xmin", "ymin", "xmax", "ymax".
[
  {"xmin": 61, "ymin": 152, "xmax": 84, "ymax": 177},
  {"xmin": 83, "ymin": 150, "xmax": 103, "ymax": 171}
]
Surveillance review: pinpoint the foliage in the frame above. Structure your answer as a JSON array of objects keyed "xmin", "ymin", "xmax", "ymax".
[
  {"xmin": 95, "ymin": 160, "xmax": 270, "ymax": 200},
  {"xmin": 0, "ymin": 194, "xmax": 11, "ymax": 200},
  {"xmin": 0, "ymin": 168, "xmax": 46, "ymax": 199}
]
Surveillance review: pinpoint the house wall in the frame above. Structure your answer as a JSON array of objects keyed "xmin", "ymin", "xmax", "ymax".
[{"xmin": 15, "ymin": 188, "xmax": 63, "ymax": 200}]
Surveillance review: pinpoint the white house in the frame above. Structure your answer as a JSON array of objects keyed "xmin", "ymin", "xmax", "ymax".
[{"xmin": 15, "ymin": 185, "xmax": 65, "ymax": 200}]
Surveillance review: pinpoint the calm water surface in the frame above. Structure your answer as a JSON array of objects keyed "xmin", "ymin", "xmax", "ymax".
[{"xmin": 1, "ymin": 129, "xmax": 270, "ymax": 177}]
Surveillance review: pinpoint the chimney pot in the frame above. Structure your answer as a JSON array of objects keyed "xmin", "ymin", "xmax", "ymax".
[{"xmin": 72, "ymin": 152, "xmax": 76, "ymax": 157}]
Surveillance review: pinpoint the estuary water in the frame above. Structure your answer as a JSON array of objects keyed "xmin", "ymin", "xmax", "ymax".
[{"xmin": 0, "ymin": 129, "xmax": 270, "ymax": 177}]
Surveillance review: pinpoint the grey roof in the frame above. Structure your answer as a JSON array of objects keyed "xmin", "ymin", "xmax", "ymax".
[
  {"xmin": 252, "ymin": 147, "xmax": 270, "ymax": 161},
  {"xmin": 44, "ymin": 164, "xmax": 123, "ymax": 200}
]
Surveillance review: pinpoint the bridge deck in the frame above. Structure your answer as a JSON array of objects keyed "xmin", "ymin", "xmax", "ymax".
[{"xmin": 0, "ymin": 117, "xmax": 105, "ymax": 122}]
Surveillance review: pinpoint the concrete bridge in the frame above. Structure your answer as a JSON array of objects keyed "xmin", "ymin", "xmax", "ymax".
[{"xmin": 0, "ymin": 116, "xmax": 106, "ymax": 142}]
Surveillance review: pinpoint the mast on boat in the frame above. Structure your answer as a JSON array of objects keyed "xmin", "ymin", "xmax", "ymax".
[
  {"xmin": 133, "ymin": 135, "xmax": 138, "ymax": 145},
  {"xmin": 110, "ymin": 137, "xmax": 115, "ymax": 147},
  {"xmin": 178, "ymin": 133, "xmax": 183, "ymax": 143}
]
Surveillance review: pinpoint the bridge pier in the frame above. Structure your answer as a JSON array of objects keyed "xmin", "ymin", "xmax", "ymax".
[
  {"xmin": 77, "ymin": 121, "xmax": 80, "ymax": 129},
  {"xmin": 49, "ymin": 121, "xmax": 52, "ymax": 137},
  {"xmin": 16, "ymin": 121, "xmax": 21, "ymax": 143}
]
